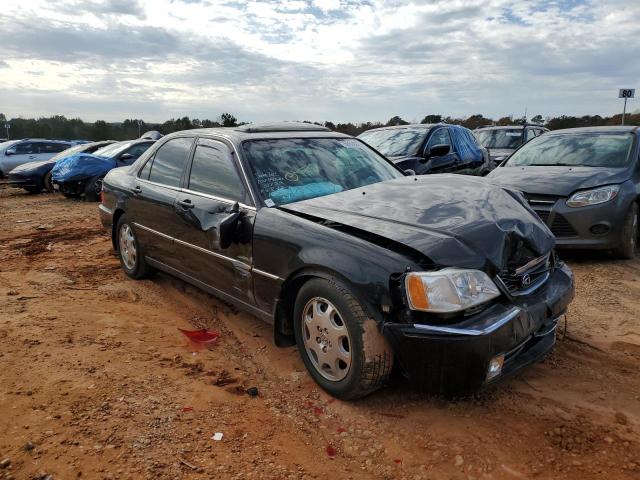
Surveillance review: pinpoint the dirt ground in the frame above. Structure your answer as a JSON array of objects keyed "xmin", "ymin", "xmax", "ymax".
[{"xmin": 0, "ymin": 183, "xmax": 639, "ymax": 480}]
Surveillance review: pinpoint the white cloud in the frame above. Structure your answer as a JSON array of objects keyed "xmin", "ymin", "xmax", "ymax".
[{"xmin": 0, "ymin": 0, "xmax": 638, "ymax": 123}]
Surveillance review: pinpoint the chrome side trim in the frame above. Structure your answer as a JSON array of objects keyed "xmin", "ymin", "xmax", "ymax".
[
  {"xmin": 252, "ymin": 268, "xmax": 283, "ymax": 281},
  {"xmin": 173, "ymin": 237, "xmax": 251, "ymax": 270},
  {"xmin": 413, "ymin": 307, "xmax": 521, "ymax": 336},
  {"xmin": 137, "ymin": 178, "xmax": 183, "ymax": 193},
  {"xmin": 133, "ymin": 223, "xmax": 284, "ymax": 282},
  {"xmin": 134, "ymin": 222, "xmax": 173, "ymax": 241}
]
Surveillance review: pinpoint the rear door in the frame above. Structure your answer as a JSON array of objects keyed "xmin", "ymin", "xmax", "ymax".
[
  {"xmin": 128, "ymin": 137, "xmax": 195, "ymax": 269},
  {"xmin": 173, "ymin": 137, "xmax": 256, "ymax": 305}
]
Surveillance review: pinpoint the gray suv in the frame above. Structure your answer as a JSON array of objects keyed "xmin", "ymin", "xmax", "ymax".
[{"xmin": 475, "ymin": 125, "xmax": 549, "ymax": 167}]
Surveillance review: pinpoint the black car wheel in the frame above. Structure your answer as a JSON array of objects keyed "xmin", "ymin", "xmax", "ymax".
[
  {"xmin": 43, "ymin": 171, "xmax": 54, "ymax": 193},
  {"xmin": 615, "ymin": 203, "xmax": 638, "ymax": 259},
  {"xmin": 84, "ymin": 175, "xmax": 104, "ymax": 202},
  {"xmin": 116, "ymin": 214, "xmax": 154, "ymax": 280},
  {"xmin": 293, "ymin": 277, "xmax": 393, "ymax": 400}
]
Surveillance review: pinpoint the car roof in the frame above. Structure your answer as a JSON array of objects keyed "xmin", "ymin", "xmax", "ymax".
[
  {"xmin": 357, "ymin": 123, "xmax": 467, "ymax": 135},
  {"xmin": 544, "ymin": 126, "xmax": 640, "ymax": 135},
  {"xmin": 15, "ymin": 138, "xmax": 72, "ymax": 143},
  {"xmin": 475, "ymin": 125, "xmax": 547, "ymax": 131},
  {"xmin": 165, "ymin": 122, "xmax": 351, "ymax": 142}
]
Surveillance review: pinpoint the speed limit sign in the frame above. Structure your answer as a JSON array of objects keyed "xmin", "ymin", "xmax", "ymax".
[{"xmin": 619, "ymin": 89, "xmax": 635, "ymax": 98}]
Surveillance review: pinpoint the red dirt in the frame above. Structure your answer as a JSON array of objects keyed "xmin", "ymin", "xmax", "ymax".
[{"xmin": 0, "ymin": 183, "xmax": 638, "ymax": 480}]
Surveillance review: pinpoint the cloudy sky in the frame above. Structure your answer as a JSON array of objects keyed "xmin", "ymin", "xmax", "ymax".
[{"xmin": 0, "ymin": 0, "xmax": 638, "ymax": 123}]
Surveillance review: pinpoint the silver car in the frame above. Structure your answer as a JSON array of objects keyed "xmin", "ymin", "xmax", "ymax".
[{"xmin": 0, "ymin": 139, "xmax": 72, "ymax": 177}]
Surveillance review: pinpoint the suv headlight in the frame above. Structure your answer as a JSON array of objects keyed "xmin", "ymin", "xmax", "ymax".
[
  {"xmin": 566, "ymin": 185, "xmax": 619, "ymax": 208},
  {"xmin": 405, "ymin": 269, "xmax": 501, "ymax": 313}
]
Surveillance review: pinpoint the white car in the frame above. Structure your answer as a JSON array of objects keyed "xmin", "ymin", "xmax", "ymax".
[{"xmin": 0, "ymin": 139, "xmax": 72, "ymax": 177}]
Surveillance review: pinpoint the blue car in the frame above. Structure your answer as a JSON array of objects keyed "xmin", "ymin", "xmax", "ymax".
[
  {"xmin": 358, "ymin": 124, "xmax": 491, "ymax": 176},
  {"xmin": 8, "ymin": 140, "xmax": 115, "ymax": 193},
  {"xmin": 52, "ymin": 139, "xmax": 156, "ymax": 201}
]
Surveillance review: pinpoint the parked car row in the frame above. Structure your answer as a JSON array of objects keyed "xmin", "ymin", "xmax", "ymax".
[{"xmin": 5, "ymin": 121, "xmax": 638, "ymax": 400}]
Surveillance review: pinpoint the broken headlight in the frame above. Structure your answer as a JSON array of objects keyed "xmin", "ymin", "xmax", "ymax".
[
  {"xmin": 405, "ymin": 269, "xmax": 501, "ymax": 313},
  {"xmin": 566, "ymin": 185, "xmax": 619, "ymax": 208}
]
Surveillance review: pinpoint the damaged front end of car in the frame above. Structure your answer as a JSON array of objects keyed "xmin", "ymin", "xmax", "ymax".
[{"xmin": 383, "ymin": 244, "xmax": 574, "ymax": 397}]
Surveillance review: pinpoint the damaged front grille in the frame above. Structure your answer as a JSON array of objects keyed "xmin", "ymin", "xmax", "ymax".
[{"xmin": 498, "ymin": 252, "xmax": 553, "ymax": 296}]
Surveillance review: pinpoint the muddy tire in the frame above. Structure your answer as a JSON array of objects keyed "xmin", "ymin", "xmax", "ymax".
[
  {"xmin": 84, "ymin": 175, "xmax": 104, "ymax": 202},
  {"xmin": 614, "ymin": 203, "xmax": 638, "ymax": 259},
  {"xmin": 43, "ymin": 171, "xmax": 54, "ymax": 193},
  {"xmin": 116, "ymin": 214, "xmax": 154, "ymax": 280},
  {"xmin": 293, "ymin": 277, "xmax": 393, "ymax": 400}
]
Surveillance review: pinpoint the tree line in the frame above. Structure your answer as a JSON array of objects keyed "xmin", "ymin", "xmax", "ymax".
[{"xmin": 0, "ymin": 111, "xmax": 637, "ymax": 141}]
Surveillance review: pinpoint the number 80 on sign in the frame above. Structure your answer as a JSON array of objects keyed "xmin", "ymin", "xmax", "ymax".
[{"xmin": 619, "ymin": 89, "xmax": 635, "ymax": 99}]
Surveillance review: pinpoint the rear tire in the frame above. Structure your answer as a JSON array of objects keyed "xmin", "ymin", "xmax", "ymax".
[
  {"xmin": 116, "ymin": 214, "xmax": 154, "ymax": 279},
  {"xmin": 614, "ymin": 203, "xmax": 638, "ymax": 259},
  {"xmin": 84, "ymin": 175, "xmax": 104, "ymax": 202},
  {"xmin": 293, "ymin": 277, "xmax": 393, "ymax": 400}
]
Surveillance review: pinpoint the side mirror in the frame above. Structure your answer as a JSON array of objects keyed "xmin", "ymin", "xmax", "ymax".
[
  {"xmin": 5, "ymin": 147, "xmax": 16, "ymax": 156},
  {"xmin": 428, "ymin": 144, "xmax": 451, "ymax": 157},
  {"xmin": 119, "ymin": 153, "xmax": 134, "ymax": 161},
  {"xmin": 404, "ymin": 169, "xmax": 416, "ymax": 176},
  {"xmin": 217, "ymin": 203, "xmax": 241, "ymax": 249}
]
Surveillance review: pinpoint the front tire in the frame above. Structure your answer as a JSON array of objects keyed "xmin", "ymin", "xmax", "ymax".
[
  {"xmin": 84, "ymin": 175, "xmax": 104, "ymax": 202},
  {"xmin": 614, "ymin": 203, "xmax": 638, "ymax": 259},
  {"xmin": 116, "ymin": 215, "xmax": 154, "ymax": 279},
  {"xmin": 43, "ymin": 171, "xmax": 54, "ymax": 193},
  {"xmin": 293, "ymin": 277, "xmax": 393, "ymax": 400}
]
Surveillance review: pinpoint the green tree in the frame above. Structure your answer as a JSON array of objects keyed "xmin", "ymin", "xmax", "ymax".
[
  {"xmin": 530, "ymin": 114, "xmax": 544, "ymax": 125},
  {"xmin": 386, "ymin": 115, "xmax": 409, "ymax": 126},
  {"xmin": 420, "ymin": 114, "xmax": 442, "ymax": 124},
  {"xmin": 220, "ymin": 113, "xmax": 237, "ymax": 127}
]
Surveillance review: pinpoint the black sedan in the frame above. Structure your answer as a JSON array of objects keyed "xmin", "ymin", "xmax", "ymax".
[
  {"xmin": 99, "ymin": 123, "xmax": 574, "ymax": 399},
  {"xmin": 7, "ymin": 140, "xmax": 115, "ymax": 193},
  {"xmin": 488, "ymin": 126, "xmax": 640, "ymax": 258}
]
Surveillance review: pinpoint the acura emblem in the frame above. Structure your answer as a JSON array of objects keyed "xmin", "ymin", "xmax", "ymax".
[{"xmin": 521, "ymin": 273, "xmax": 532, "ymax": 287}]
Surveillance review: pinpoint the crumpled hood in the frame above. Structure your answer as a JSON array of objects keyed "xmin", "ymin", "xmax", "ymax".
[
  {"xmin": 51, "ymin": 153, "xmax": 116, "ymax": 183},
  {"xmin": 9, "ymin": 159, "xmax": 55, "ymax": 174},
  {"xmin": 281, "ymin": 175, "xmax": 554, "ymax": 273},
  {"xmin": 487, "ymin": 166, "xmax": 630, "ymax": 197}
]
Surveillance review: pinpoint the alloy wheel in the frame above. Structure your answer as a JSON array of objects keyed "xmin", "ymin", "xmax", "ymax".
[
  {"xmin": 301, "ymin": 297, "xmax": 352, "ymax": 381},
  {"xmin": 119, "ymin": 224, "xmax": 137, "ymax": 270}
]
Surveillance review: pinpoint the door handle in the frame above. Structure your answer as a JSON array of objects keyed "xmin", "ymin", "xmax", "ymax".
[
  {"xmin": 132, "ymin": 185, "xmax": 142, "ymax": 195},
  {"xmin": 28, "ymin": 156, "xmax": 36, "ymax": 159},
  {"xmin": 178, "ymin": 198, "xmax": 194, "ymax": 209}
]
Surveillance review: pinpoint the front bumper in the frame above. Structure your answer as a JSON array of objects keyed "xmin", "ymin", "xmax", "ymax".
[
  {"xmin": 7, "ymin": 173, "xmax": 40, "ymax": 189},
  {"xmin": 54, "ymin": 179, "xmax": 88, "ymax": 195},
  {"xmin": 382, "ymin": 263, "xmax": 574, "ymax": 396},
  {"xmin": 528, "ymin": 189, "xmax": 633, "ymax": 251}
]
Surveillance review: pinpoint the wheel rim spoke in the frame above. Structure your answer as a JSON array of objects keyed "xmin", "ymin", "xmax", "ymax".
[
  {"xmin": 119, "ymin": 224, "xmax": 137, "ymax": 270},
  {"xmin": 301, "ymin": 297, "xmax": 352, "ymax": 382}
]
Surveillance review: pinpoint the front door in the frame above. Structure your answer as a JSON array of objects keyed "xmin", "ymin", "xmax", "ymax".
[
  {"xmin": 422, "ymin": 127, "xmax": 459, "ymax": 174},
  {"xmin": 173, "ymin": 138, "xmax": 256, "ymax": 305}
]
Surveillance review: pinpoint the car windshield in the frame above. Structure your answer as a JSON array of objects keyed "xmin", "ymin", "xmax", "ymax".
[
  {"xmin": 476, "ymin": 129, "xmax": 523, "ymax": 149},
  {"xmin": 242, "ymin": 138, "xmax": 403, "ymax": 206},
  {"xmin": 505, "ymin": 133, "xmax": 634, "ymax": 168},
  {"xmin": 94, "ymin": 141, "xmax": 135, "ymax": 158},
  {"xmin": 50, "ymin": 143, "xmax": 87, "ymax": 162},
  {"xmin": 358, "ymin": 128, "xmax": 428, "ymax": 157}
]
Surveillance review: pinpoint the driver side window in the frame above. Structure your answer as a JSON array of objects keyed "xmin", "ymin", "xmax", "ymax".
[{"xmin": 425, "ymin": 128, "xmax": 451, "ymax": 152}]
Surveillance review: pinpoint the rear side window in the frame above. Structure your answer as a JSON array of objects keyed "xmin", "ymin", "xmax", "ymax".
[
  {"xmin": 148, "ymin": 137, "xmax": 194, "ymax": 187},
  {"xmin": 188, "ymin": 139, "xmax": 246, "ymax": 202},
  {"xmin": 525, "ymin": 128, "xmax": 536, "ymax": 141}
]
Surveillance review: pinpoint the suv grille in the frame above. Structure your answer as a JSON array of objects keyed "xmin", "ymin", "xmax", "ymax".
[{"xmin": 498, "ymin": 252, "xmax": 553, "ymax": 296}]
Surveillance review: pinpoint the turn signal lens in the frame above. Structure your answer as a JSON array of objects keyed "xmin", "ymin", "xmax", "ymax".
[{"xmin": 406, "ymin": 274, "xmax": 429, "ymax": 310}]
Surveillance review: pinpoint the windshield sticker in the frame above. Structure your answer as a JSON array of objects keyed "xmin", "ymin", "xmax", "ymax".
[{"xmin": 264, "ymin": 198, "xmax": 275, "ymax": 207}]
